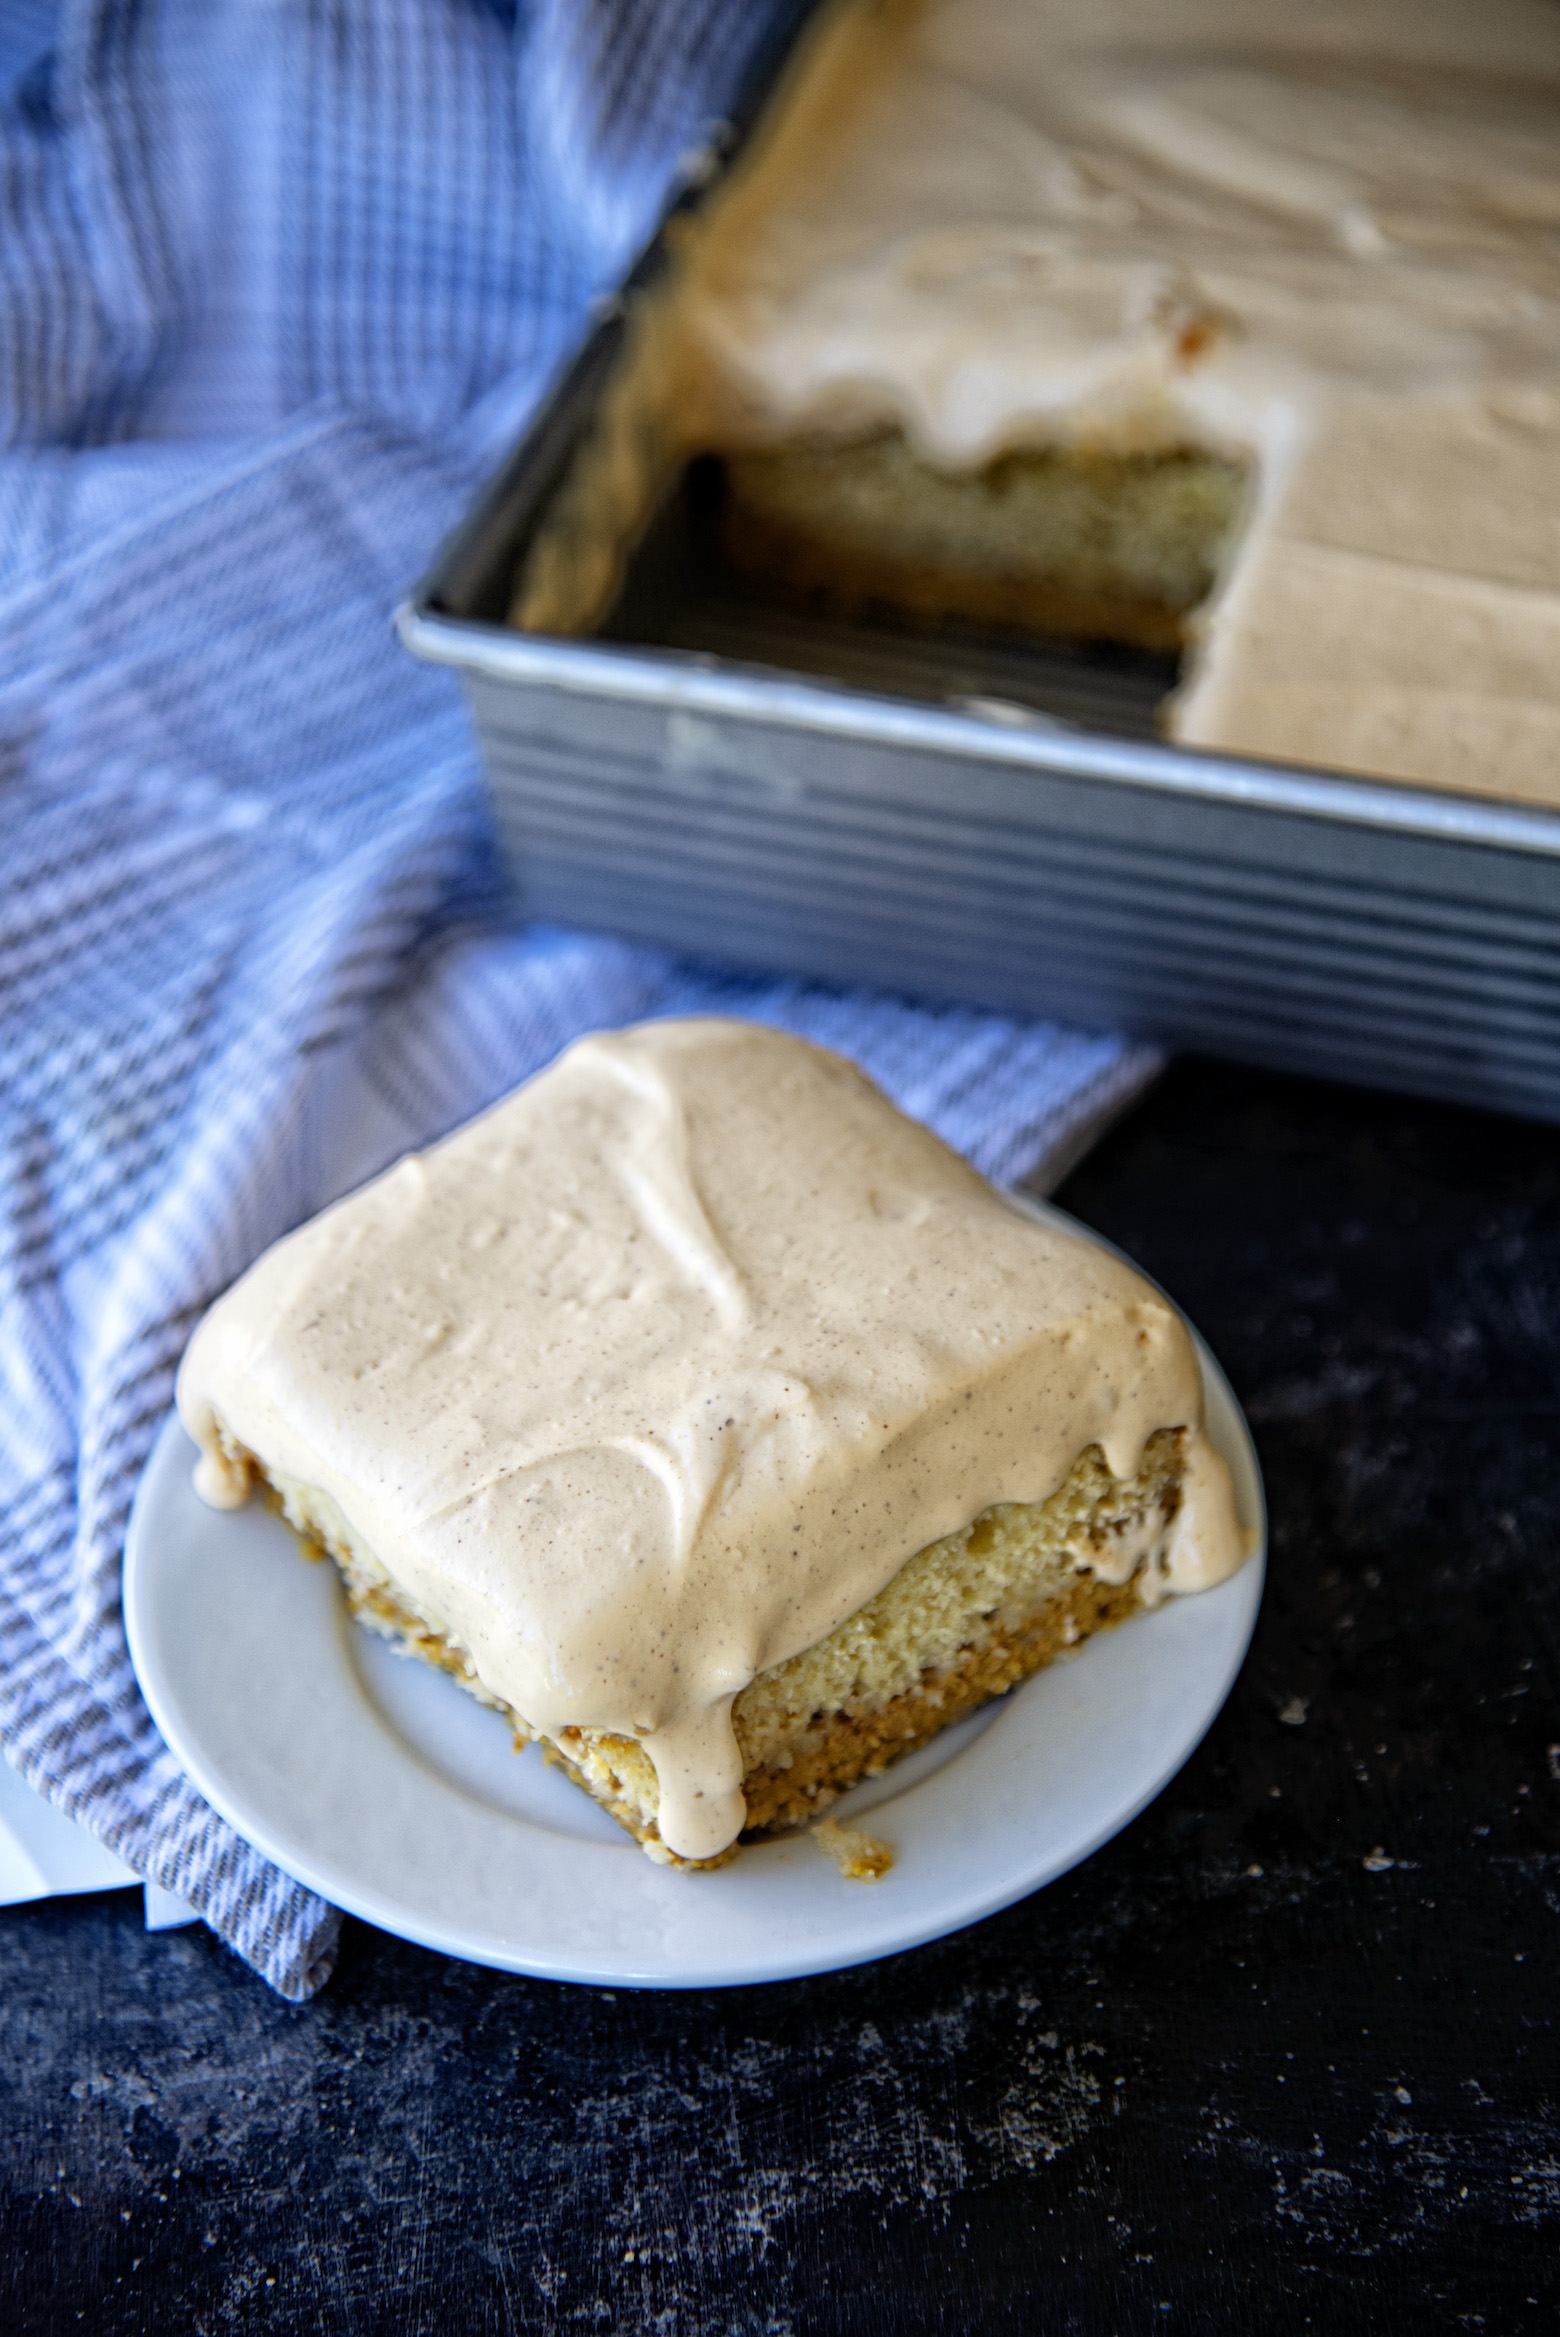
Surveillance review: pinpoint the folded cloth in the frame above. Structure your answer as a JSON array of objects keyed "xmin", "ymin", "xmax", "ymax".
[{"xmin": 0, "ymin": 0, "xmax": 1161, "ymax": 1999}]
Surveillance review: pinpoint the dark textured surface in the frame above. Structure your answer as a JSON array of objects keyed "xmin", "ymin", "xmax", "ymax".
[{"xmin": 5, "ymin": 1059, "xmax": 1559, "ymax": 2334}]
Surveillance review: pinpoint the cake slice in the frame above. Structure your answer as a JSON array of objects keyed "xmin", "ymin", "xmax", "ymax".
[{"xmin": 178, "ymin": 1021, "xmax": 1247, "ymax": 1869}]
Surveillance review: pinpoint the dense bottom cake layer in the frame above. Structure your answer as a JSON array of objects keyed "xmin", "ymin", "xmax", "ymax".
[
  {"xmin": 711, "ymin": 436, "xmax": 1248, "ymax": 653},
  {"xmin": 215, "ymin": 1418, "xmax": 1186, "ymax": 1873}
]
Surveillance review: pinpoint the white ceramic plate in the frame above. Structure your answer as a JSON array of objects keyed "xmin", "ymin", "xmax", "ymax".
[{"xmin": 124, "ymin": 1199, "xmax": 1265, "ymax": 1988}]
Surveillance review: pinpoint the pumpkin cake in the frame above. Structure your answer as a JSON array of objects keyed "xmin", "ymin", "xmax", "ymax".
[{"xmin": 177, "ymin": 1021, "xmax": 1248, "ymax": 1871}]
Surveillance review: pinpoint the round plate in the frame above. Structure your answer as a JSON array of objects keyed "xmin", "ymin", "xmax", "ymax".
[{"xmin": 124, "ymin": 1198, "xmax": 1265, "ymax": 1988}]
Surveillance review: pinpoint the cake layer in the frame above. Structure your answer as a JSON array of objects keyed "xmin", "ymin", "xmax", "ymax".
[
  {"xmin": 717, "ymin": 437, "xmax": 1249, "ymax": 650},
  {"xmin": 219, "ymin": 1416, "xmax": 1188, "ymax": 1868}
]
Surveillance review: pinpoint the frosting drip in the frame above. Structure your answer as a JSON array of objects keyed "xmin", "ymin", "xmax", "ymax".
[{"xmin": 177, "ymin": 1020, "xmax": 1247, "ymax": 1860}]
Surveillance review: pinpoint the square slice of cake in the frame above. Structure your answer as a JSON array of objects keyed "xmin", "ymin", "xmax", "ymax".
[{"xmin": 178, "ymin": 1021, "xmax": 1247, "ymax": 1869}]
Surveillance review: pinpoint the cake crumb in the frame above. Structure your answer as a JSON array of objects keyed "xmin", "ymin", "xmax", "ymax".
[{"xmin": 813, "ymin": 1815, "xmax": 893, "ymax": 1881}]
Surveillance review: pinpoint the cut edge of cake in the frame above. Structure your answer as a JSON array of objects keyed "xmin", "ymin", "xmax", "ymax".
[
  {"xmin": 711, "ymin": 434, "xmax": 1252, "ymax": 655},
  {"xmin": 208, "ymin": 1413, "xmax": 1191, "ymax": 1877}
]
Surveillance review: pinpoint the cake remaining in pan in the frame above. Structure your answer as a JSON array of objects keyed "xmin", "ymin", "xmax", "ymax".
[
  {"xmin": 177, "ymin": 1021, "xmax": 1248, "ymax": 1870},
  {"xmin": 713, "ymin": 436, "xmax": 1249, "ymax": 655},
  {"xmin": 512, "ymin": 0, "xmax": 1560, "ymax": 807}
]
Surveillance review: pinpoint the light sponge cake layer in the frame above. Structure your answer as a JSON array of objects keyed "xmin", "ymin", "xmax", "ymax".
[
  {"xmin": 208, "ymin": 1416, "xmax": 1187, "ymax": 1870},
  {"xmin": 716, "ymin": 436, "xmax": 1249, "ymax": 653}
]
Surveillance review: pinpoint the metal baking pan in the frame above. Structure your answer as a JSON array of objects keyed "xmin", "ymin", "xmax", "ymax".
[{"xmin": 398, "ymin": 38, "xmax": 1560, "ymax": 1128}]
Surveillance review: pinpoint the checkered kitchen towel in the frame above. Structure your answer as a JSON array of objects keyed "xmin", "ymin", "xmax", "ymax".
[{"xmin": 0, "ymin": 0, "xmax": 1161, "ymax": 1998}]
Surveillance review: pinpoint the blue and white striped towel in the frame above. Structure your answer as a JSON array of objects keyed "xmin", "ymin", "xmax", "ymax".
[{"xmin": 0, "ymin": 0, "xmax": 1161, "ymax": 1998}]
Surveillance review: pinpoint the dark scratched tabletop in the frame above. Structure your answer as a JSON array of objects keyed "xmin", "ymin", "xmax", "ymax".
[{"xmin": 5, "ymin": 1060, "xmax": 1558, "ymax": 2336}]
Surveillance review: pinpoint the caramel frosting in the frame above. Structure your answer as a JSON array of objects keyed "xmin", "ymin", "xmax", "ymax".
[
  {"xmin": 517, "ymin": 0, "xmax": 1560, "ymax": 805},
  {"xmin": 177, "ymin": 1021, "xmax": 1246, "ymax": 1861}
]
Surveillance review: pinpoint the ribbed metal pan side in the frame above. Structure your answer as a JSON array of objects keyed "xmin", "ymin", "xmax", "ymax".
[
  {"xmin": 469, "ymin": 679, "xmax": 1560, "ymax": 932},
  {"xmin": 480, "ymin": 703, "xmax": 1560, "ymax": 959},
  {"xmin": 464, "ymin": 671, "xmax": 1560, "ymax": 1123},
  {"xmin": 497, "ymin": 797, "xmax": 1560, "ymax": 1046}
]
